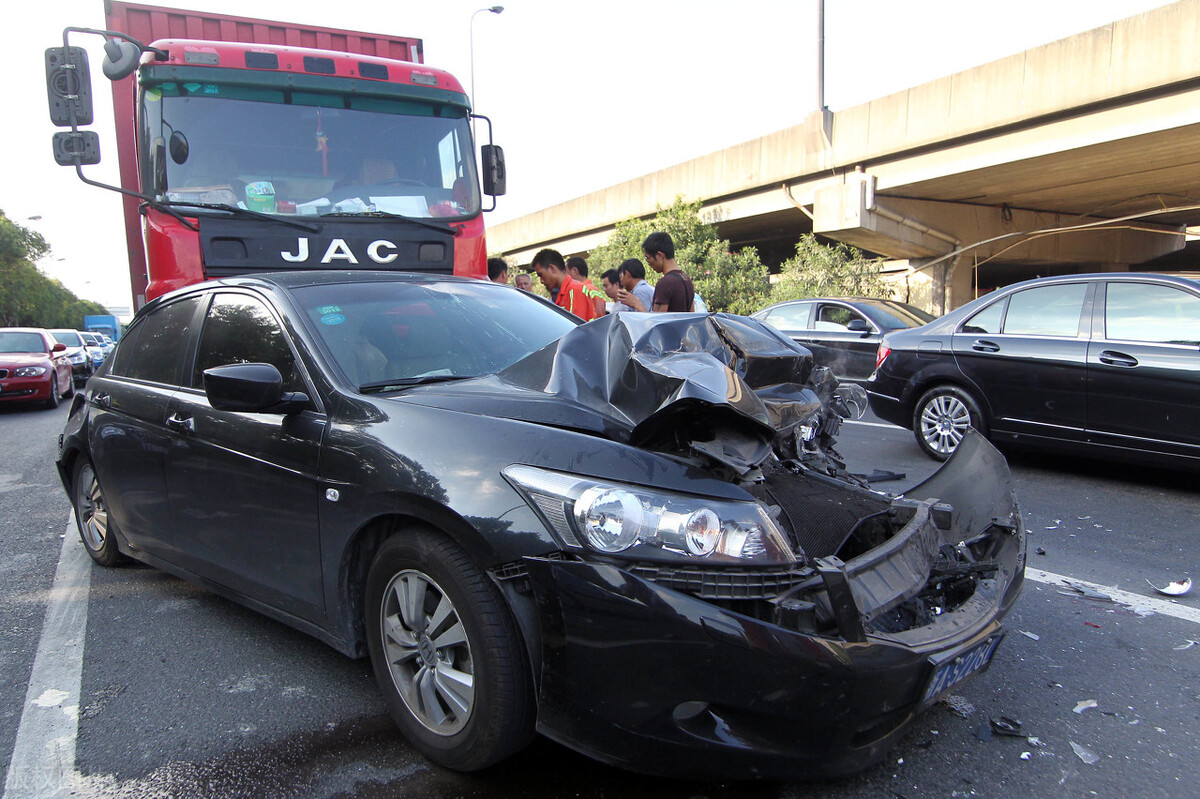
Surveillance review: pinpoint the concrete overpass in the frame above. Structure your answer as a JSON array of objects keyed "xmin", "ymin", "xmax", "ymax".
[{"xmin": 488, "ymin": 0, "xmax": 1200, "ymax": 312}]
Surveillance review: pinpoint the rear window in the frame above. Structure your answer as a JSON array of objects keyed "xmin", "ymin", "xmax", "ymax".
[{"xmin": 51, "ymin": 330, "xmax": 84, "ymax": 347}]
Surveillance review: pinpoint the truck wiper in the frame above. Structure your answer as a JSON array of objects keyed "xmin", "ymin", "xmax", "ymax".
[
  {"xmin": 359, "ymin": 374, "xmax": 470, "ymax": 393},
  {"xmin": 156, "ymin": 200, "xmax": 320, "ymax": 232},
  {"xmin": 318, "ymin": 210, "xmax": 453, "ymax": 235}
]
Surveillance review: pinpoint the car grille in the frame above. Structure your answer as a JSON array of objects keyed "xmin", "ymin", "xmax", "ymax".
[
  {"xmin": 755, "ymin": 470, "xmax": 891, "ymax": 558},
  {"xmin": 0, "ymin": 369, "xmax": 7, "ymax": 378},
  {"xmin": 626, "ymin": 564, "xmax": 812, "ymax": 600}
]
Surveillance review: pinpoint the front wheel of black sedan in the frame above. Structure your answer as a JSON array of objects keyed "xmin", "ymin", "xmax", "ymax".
[
  {"xmin": 72, "ymin": 459, "xmax": 127, "ymax": 566},
  {"xmin": 365, "ymin": 529, "xmax": 535, "ymax": 771},
  {"xmin": 913, "ymin": 385, "xmax": 986, "ymax": 461}
]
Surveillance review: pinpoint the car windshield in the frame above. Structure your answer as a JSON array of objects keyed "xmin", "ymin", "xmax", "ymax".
[
  {"xmin": 292, "ymin": 280, "xmax": 579, "ymax": 390},
  {"xmin": 0, "ymin": 332, "xmax": 46, "ymax": 354},
  {"xmin": 51, "ymin": 330, "xmax": 83, "ymax": 347},
  {"xmin": 143, "ymin": 81, "xmax": 480, "ymax": 220},
  {"xmin": 857, "ymin": 300, "xmax": 936, "ymax": 329}
]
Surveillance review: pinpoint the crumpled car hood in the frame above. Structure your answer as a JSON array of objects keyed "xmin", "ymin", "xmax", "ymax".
[{"xmin": 399, "ymin": 312, "xmax": 828, "ymax": 472}]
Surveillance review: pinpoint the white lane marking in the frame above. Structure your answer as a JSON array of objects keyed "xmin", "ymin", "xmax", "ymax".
[
  {"xmin": 3, "ymin": 516, "xmax": 89, "ymax": 799},
  {"xmin": 1026, "ymin": 567, "xmax": 1200, "ymax": 625},
  {"xmin": 845, "ymin": 419, "xmax": 905, "ymax": 430}
]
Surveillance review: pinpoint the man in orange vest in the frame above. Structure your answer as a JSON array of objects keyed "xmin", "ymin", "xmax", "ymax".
[{"xmin": 533, "ymin": 249, "xmax": 598, "ymax": 321}]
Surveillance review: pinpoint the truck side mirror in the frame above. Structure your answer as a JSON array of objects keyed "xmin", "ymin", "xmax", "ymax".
[
  {"xmin": 53, "ymin": 131, "xmax": 101, "ymax": 166},
  {"xmin": 481, "ymin": 144, "xmax": 506, "ymax": 197},
  {"xmin": 45, "ymin": 46, "xmax": 94, "ymax": 126},
  {"xmin": 102, "ymin": 39, "xmax": 141, "ymax": 81},
  {"xmin": 169, "ymin": 130, "xmax": 190, "ymax": 164}
]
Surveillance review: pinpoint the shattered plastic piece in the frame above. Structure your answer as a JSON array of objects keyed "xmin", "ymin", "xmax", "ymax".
[
  {"xmin": 940, "ymin": 695, "xmax": 975, "ymax": 718},
  {"xmin": 1019, "ymin": 630, "xmax": 1040, "ymax": 641},
  {"xmin": 1146, "ymin": 577, "xmax": 1192, "ymax": 597},
  {"xmin": 852, "ymin": 469, "xmax": 906, "ymax": 483},
  {"xmin": 1063, "ymin": 581, "xmax": 1113, "ymax": 601},
  {"xmin": 1173, "ymin": 640, "xmax": 1197, "ymax": 651},
  {"xmin": 1035, "ymin": 547, "xmax": 1047, "ymax": 555},
  {"xmin": 989, "ymin": 716, "xmax": 1023, "ymax": 736},
  {"xmin": 1070, "ymin": 741, "xmax": 1099, "ymax": 765},
  {"xmin": 1027, "ymin": 736, "xmax": 1043, "ymax": 747},
  {"xmin": 1020, "ymin": 751, "xmax": 1032, "ymax": 761},
  {"xmin": 974, "ymin": 722, "xmax": 993, "ymax": 741},
  {"xmin": 1085, "ymin": 622, "xmax": 1101, "ymax": 629},
  {"xmin": 1073, "ymin": 699, "xmax": 1098, "ymax": 714}
]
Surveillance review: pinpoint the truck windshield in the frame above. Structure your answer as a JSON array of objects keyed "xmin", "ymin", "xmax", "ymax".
[{"xmin": 141, "ymin": 82, "xmax": 480, "ymax": 220}]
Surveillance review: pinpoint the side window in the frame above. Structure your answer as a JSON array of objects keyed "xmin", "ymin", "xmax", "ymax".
[
  {"xmin": 115, "ymin": 297, "xmax": 202, "ymax": 385},
  {"xmin": 1003, "ymin": 284, "xmax": 1087, "ymax": 337},
  {"xmin": 765, "ymin": 303, "xmax": 812, "ymax": 329},
  {"xmin": 192, "ymin": 293, "xmax": 304, "ymax": 392},
  {"xmin": 815, "ymin": 304, "xmax": 865, "ymax": 331},
  {"xmin": 1105, "ymin": 283, "xmax": 1200, "ymax": 344},
  {"xmin": 962, "ymin": 300, "xmax": 1005, "ymax": 334}
]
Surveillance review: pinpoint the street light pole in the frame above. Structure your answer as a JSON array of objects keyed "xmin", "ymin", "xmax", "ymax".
[{"xmin": 470, "ymin": 6, "xmax": 503, "ymax": 138}]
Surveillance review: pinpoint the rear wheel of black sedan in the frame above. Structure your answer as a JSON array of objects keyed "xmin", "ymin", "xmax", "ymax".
[
  {"xmin": 913, "ymin": 385, "xmax": 985, "ymax": 460},
  {"xmin": 365, "ymin": 528, "xmax": 535, "ymax": 771},
  {"xmin": 72, "ymin": 459, "xmax": 127, "ymax": 566}
]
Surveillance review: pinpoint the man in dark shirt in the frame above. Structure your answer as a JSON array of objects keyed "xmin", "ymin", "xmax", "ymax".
[{"xmin": 642, "ymin": 232, "xmax": 694, "ymax": 312}]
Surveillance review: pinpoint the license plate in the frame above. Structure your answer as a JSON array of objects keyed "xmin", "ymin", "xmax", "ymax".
[{"xmin": 922, "ymin": 634, "xmax": 1003, "ymax": 702}]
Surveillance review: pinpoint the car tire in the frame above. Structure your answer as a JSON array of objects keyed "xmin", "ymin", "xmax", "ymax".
[
  {"xmin": 44, "ymin": 375, "xmax": 60, "ymax": 410},
  {"xmin": 63, "ymin": 377, "xmax": 74, "ymax": 399},
  {"xmin": 913, "ymin": 385, "xmax": 986, "ymax": 461},
  {"xmin": 365, "ymin": 528, "xmax": 535, "ymax": 771},
  {"xmin": 72, "ymin": 459, "xmax": 127, "ymax": 566}
]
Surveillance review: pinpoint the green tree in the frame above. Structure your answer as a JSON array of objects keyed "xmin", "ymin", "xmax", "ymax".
[
  {"xmin": 0, "ymin": 209, "xmax": 110, "ymax": 327},
  {"xmin": 587, "ymin": 196, "xmax": 771, "ymax": 315},
  {"xmin": 770, "ymin": 234, "xmax": 889, "ymax": 302}
]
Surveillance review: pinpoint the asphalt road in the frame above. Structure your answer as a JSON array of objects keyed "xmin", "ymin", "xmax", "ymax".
[{"xmin": 2, "ymin": 401, "xmax": 1198, "ymax": 798}]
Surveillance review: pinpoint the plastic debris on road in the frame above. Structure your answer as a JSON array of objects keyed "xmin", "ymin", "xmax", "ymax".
[
  {"xmin": 1070, "ymin": 741, "xmax": 1100, "ymax": 765},
  {"xmin": 1073, "ymin": 699, "xmax": 1098, "ymax": 714},
  {"xmin": 989, "ymin": 716, "xmax": 1023, "ymax": 737},
  {"xmin": 940, "ymin": 695, "xmax": 975, "ymax": 718},
  {"xmin": 1019, "ymin": 630, "xmax": 1040, "ymax": 641},
  {"xmin": 1146, "ymin": 577, "xmax": 1192, "ymax": 596},
  {"xmin": 1062, "ymin": 581, "xmax": 1112, "ymax": 601},
  {"xmin": 1174, "ymin": 639, "xmax": 1197, "ymax": 651}
]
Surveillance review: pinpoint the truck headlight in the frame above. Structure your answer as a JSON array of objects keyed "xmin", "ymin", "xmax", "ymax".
[
  {"xmin": 504, "ymin": 464, "xmax": 796, "ymax": 565},
  {"xmin": 13, "ymin": 366, "xmax": 47, "ymax": 377}
]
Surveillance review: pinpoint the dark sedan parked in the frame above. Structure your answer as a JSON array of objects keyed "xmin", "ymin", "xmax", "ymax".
[
  {"xmin": 57, "ymin": 272, "xmax": 1024, "ymax": 779},
  {"xmin": 868, "ymin": 272, "xmax": 1200, "ymax": 464},
  {"xmin": 752, "ymin": 298, "xmax": 934, "ymax": 382}
]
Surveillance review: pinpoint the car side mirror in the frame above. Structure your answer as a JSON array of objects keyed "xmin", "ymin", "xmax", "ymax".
[
  {"xmin": 203, "ymin": 362, "xmax": 308, "ymax": 414},
  {"xmin": 51, "ymin": 342, "xmax": 67, "ymax": 353},
  {"xmin": 481, "ymin": 144, "xmax": 506, "ymax": 196},
  {"xmin": 846, "ymin": 318, "xmax": 870, "ymax": 334}
]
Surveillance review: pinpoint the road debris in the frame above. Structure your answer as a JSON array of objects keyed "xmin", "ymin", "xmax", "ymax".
[
  {"xmin": 1020, "ymin": 751, "xmax": 1032, "ymax": 760},
  {"xmin": 1174, "ymin": 639, "xmax": 1197, "ymax": 651},
  {"xmin": 1146, "ymin": 577, "xmax": 1192, "ymax": 597},
  {"xmin": 940, "ymin": 695, "xmax": 975, "ymax": 718},
  {"xmin": 1074, "ymin": 699, "xmax": 1098, "ymax": 714},
  {"xmin": 1070, "ymin": 741, "xmax": 1100, "ymax": 765},
  {"xmin": 1036, "ymin": 547, "xmax": 1047, "ymax": 555},
  {"xmin": 989, "ymin": 716, "xmax": 1024, "ymax": 736},
  {"xmin": 1062, "ymin": 581, "xmax": 1113, "ymax": 601},
  {"xmin": 1027, "ymin": 736, "xmax": 1044, "ymax": 747},
  {"xmin": 1019, "ymin": 630, "xmax": 1040, "ymax": 641}
]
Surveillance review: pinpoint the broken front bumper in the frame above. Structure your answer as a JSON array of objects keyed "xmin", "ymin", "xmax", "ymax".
[{"xmin": 522, "ymin": 431, "xmax": 1025, "ymax": 780}]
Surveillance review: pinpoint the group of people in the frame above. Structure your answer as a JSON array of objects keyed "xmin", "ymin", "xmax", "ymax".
[{"xmin": 487, "ymin": 232, "xmax": 704, "ymax": 321}]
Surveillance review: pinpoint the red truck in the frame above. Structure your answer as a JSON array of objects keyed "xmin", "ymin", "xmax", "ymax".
[{"xmin": 45, "ymin": 2, "xmax": 506, "ymax": 309}]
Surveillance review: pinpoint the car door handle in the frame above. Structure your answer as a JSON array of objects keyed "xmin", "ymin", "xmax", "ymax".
[
  {"xmin": 971, "ymin": 339, "xmax": 1000, "ymax": 353},
  {"xmin": 1098, "ymin": 350, "xmax": 1138, "ymax": 367},
  {"xmin": 165, "ymin": 413, "xmax": 195, "ymax": 435},
  {"xmin": 92, "ymin": 392, "xmax": 111, "ymax": 408}
]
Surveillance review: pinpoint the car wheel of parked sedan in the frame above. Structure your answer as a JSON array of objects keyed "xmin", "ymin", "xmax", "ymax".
[
  {"xmin": 913, "ymin": 385, "xmax": 985, "ymax": 461},
  {"xmin": 63, "ymin": 377, "xmax": 74, "ymax": 399},
  {"xmin": 44, "ymin": 374, "xmax": 60, "ymax": 410},
  {"xmin": 365, "ymin": 529, "xmax": 535, "ymax": 771},
  {"xmin": 72, "ymin": 459, "xmax": 127, "ymax": 566}
]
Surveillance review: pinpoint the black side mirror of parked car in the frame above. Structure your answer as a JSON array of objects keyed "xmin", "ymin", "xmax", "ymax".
[
  {"xmin": 203, "ymin": 363, "xmax": 308, "ymax": 414},
  {"xmin": 846, "ymin": 319, "xmax": 870, "ymax": 335}
]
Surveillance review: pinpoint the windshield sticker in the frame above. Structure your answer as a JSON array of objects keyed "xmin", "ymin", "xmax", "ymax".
[
  {"xmin": 317, "ymin": 305, "xmax": 342, "ymax": 315},
  {"xmin": 321, "ymin": 313, "xmax": 346, "ymax": 326}
]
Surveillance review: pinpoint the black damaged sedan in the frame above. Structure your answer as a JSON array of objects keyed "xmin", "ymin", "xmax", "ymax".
[{"xmin": 57, "ymin": 272, "xmax": 1025, "ymax": 779}]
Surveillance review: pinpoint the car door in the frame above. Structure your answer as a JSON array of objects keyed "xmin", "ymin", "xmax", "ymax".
[
  {"xmin": 163, "ymin": 290, "xmax": 328, "ymax": 622},
  {"xmin": 951, "ymin": 281, "xmax": 1093, "ymax": 441},
  {"xmin": 1085, "ymin": 279, "xmax": 1200, "ymax": 459},
  {"xmin": 805, "ymin": 302, "xmax": 881, "ymax": 381},
  {"xmin": 84, "ymin": 296, "xmax": 204, "ymax": 558}
]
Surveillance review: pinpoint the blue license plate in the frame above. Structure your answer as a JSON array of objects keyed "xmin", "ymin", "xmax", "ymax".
[{"xmin": 922, "ymin": 635, "xmax": 1003, "ymax": 702}]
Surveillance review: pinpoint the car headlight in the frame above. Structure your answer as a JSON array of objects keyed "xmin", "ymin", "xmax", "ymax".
[
  {"xmin": 13, "ymin": 366, "xmax": 47, "ymax": 377},
  {"xmin": 503, "ymin": 464, "xmax": 796, "ymax": 565},
  {"xmin": 69, "ymin": 353, "xmax": 85, "ymax": 364}
]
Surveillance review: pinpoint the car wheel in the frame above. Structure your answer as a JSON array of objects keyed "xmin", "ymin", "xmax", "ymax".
[
  {"xmin": 63, "ymin": 377, "xmax": 75, "ymax": 399},
  {"xmin": 365, "ymin": 529, "xmax": 534, "ymax": 771},
  {"xmin": 913, "ymin": 385, "xmax": 985, "ymax": 461},
  {"xmin": 44, "ymin": 375, "xmax": 60, "ymax": 409},
  {"xmin": 72, "ymin": 459, "xmax": 126, "ymax": 566}
]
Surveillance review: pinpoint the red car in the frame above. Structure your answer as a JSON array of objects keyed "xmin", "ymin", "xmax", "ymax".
[{"xmin": 0, "ymin": 328, "xmax": 75, "ymax": 409}]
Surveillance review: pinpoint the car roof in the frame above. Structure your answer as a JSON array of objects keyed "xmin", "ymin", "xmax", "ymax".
[{"xmin": 0, "ymin": 327, "xmax": 50, "ymax": 334}]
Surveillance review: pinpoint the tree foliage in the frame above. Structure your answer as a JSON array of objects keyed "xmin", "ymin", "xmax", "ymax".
[
  {"xmin": 0, "ymin": 210, "xmax": 110, "ymax": 328},
  {"xmin": 770, "ymin": 234, "xmax": 889, "ymax": 302},
  {"xmin": 587, "ymin": 196, "xmax": 771, "ymax": 315}
]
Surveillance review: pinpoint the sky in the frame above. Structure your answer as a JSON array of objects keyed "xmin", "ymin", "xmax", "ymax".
[{"xmin": 4, "ymin": 0, "xmax": 1179, "ymax": 313}]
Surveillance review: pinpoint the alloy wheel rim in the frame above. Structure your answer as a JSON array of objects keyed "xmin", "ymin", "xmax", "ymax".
[
  {"xmin": 919, "ymin": 395, "xmax": 971, "ymax": 455},
  {"xmin": 380, "ymin": 569, "xmax": 475, "ymax": 735},
  {"xmin": 77, "ymin": 465, "xmax": 107, "ymax": 550}
]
